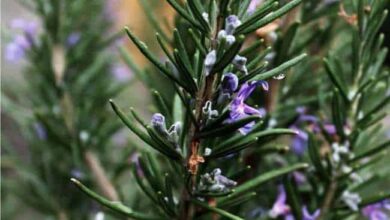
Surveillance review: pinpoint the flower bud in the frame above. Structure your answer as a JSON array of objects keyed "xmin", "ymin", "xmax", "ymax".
[
  {"xmin": 232, "ymin": 55, "xmax": 248, "ymax": 75},
  {"xmin": 151, "ymin": 113, "xmax": 167, "ymax": 135},
  {"xmin": 205, "ymin": 50, "xmax": 217, "ymax": 75},
  {"xmin": 225, "ymin": 15, "xmax": 241, "ymax": 35},
  {"xmin": 221, "ymin": 73, "xmax": 239, "ymax": 94}
]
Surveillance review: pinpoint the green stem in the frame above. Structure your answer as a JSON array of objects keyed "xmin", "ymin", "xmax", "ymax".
[{"xmin": 318, "ymin": 178, "xmax": 338, "ymax": 220}]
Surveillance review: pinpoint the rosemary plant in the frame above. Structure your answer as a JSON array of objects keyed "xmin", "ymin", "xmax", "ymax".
[
  {"xmin": 2, "ymin": 1, "xmax": 127, "ymax": 219},
  {"xmin": 2, "ymin": 0, "xmax": 389, "ymax": 220}
]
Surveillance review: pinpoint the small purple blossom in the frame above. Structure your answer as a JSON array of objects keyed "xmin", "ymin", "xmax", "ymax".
[
  {"xmin": 66, "ymin": 32, "xmax": 81, "ymax": 47},
  {"xmin": 105, "ymin": 0, "xmax": 121, "ymax": 21},
  {"xmin": 5, "ymin": 35, "xmax": 31, "ymax": 62},
  {"xmin": 112, "ymin": 63, "xmax": 133, "ymax": 81},
  {"xmin": 293, "ymin": 171, "xmax": 307, "ymax": 185},
  {"xmin": 111, "ymin": 129, "xmax": 128, "ymax": 147},
  {"xmin": 289, "ymin": 107, "xmax": 336, "ymax": 155},
  {"xmin": 5, "ymin": 19, "xmax": 38, "ymax": 62},
  {"xmin": 290, "ymin": 126, "xmax": 308, "ymax": 155},
  {"xmin": 362, "ymin": 200, "xmax": 390, "ymax": 220},
  {"xmin": 130, "ymin": 153, "xmax": 144, "ymax": 177},
  {"xmin": 302, "ymin": 206, "xmax": 320, "ymax": 220},
  {"xmin": 269, "ymin": 186, "xmax": 320, "ymax": 220},
  {"xmin": 247, "ymin": 0, "xmax": 263, "ymax": 14},
  {"xmin": 10, "ymin": 18, "xmax": 38, "ymax": 35},
  {"xmin": 71, "ymin": 169, "xmax": 85, "ymax": 179},
  {"xmin": 228, "ymin": 81, "xmax": 268, "ymax": 134},
  {"xmin": 269, "ymin": 185, "xmax": 290, "ymax": 218}
]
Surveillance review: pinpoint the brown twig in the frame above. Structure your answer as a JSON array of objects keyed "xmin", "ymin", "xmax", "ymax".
[
  {"xmin": 318, "ymin": 178, "xmax": 338, "ymax": 220},
  {"xmin": 84, "ymin": 150, "xmax": 119, "ymax": 201}
]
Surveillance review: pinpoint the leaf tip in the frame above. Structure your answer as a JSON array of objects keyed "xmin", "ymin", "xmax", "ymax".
[{"xmin": 70, "ymin": 178, "xmax": 80, "ymax": 185}]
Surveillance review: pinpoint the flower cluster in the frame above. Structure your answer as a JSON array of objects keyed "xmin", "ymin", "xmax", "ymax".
[
  {"xmin": 5, "ymin": 19, "xmax": 38, "ymax": 62},
  {"xmin": 269, "ymin": 185, "xmax": 320, "ymax": 220},
  {"xmin": 198, "ymin": 168, "xmax": 237, "ymax": 193}
]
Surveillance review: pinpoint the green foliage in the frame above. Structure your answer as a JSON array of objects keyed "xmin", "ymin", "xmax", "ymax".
[{"xmin": 2, "ymin": 0, "xmax": 389, "ymax": 219}]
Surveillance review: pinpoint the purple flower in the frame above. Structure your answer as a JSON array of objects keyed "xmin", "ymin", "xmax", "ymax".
[
  {"xmin": 293, "ymin": 171, "xmax": 307, "ymax": 185},
  {"xmin": 71, "ymin": 169, "xmax": 85, "ymax": 179},
  {"xmin": 269, "ymin": 186, "xmax": 320, "ymax": 220},
  {"xmin": 130, "ymin": 153, "xmax": 144, "ymax": 177},
  {"xmin": 290, "ymin": 126, "xmax": 308, "ymax": 155},
  {"xmin": 289, "ymin": 107, "xmax": 336, "ymax": 155},
  {"xmin": 228, "ymin": 81, "xmax": 268, "ymax": 134},
  {"xmin": 105, "ymin": 0, "xmax": 121, "ymax": 21},
  {"xmin": 112, "ymin": 63, "xmax": 133, "ymax": 81},
  {"xmin": 111, "ymin": 129, "xmax": 128, "ymax": 147},
  {"xmin": 5, "ymin": 35, "xmax": 30, "ymax": 62},
  {"xmin": 362, "ymin": 200, "xmax": 390, "ymax": 220},
  {"xmin": 269, "ymin": 185, "xmax": 290, "ymax": 218},
  {"xmin": 302, "ymin": 206, "xmax": 320, "ymax": 220},
  {"xmin": 66, "ymin": 32, "xmax": 81, "ymax": 47},
  {"xmin": 10, "ymin": 19, "xmax": 38, "ymax": 35},
  {"xmin": 247, "ymin": 0, "xmax": 263, "ymax": 14},
  {"xmin": 5, "ymin": 19, "xmax": 38, "ymax": 62},
  {"xmin": 221, "ymin": 73, "xmax": 239, "ymax": 94}
]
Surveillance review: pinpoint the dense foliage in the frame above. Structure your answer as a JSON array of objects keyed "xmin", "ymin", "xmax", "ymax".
[{"xmin": 2, "ymin": 0, "xmax": 389, "ymax": 220}]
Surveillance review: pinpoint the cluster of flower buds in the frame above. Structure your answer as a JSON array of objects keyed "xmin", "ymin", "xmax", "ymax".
[
  {"xmin": 218, "ymin": 15, "xmax": 241, "ymax": 45},
  {"xmin": 151, "ymin": 113, "xmax": 181, "ymax": 151},
  {"xmin": 330, "ymin": 142, "xmax": 363, "ymax": 210},
  {"xmin": 341, "ymin": 190, "xmax": 362, "ymax": 211},
  {"xmin": 198, "ymin": 168, "xmax": 237, "ymax": 193},
  {"xmin": 331, "ymin": 142, "xmax": 353, "ymax": 163}
]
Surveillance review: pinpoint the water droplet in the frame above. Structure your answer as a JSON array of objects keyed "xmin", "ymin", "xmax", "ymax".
[{"xmin": 272, "ymin": 74, "xmax": 285, "ymax": 80}]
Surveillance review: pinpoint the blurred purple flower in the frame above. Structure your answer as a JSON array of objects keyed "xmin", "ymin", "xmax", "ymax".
[
  {"xmin": 289, "ymin": 107, "xmax": 336, "ymax": 155},
  {"xmin": 105, "ymin": 0, "xmax": 121, "ymax": 21},
  {"xmin": 228, "ymin": 81, "xmax": 268, "ymax": 134},
  {"xmin": 130, "ymin": 153, "xmax": 144, "ymax": 177},
  {"xmin": 10, "ymin": 18, "xmax": 38, "ymax": 35},
  {"xmin": 111, "ymin": 129, "xmax": 128, "ymax": 147},
  {"xmin": 5, "ymin": 35, "xmax": 30, "ymax": 62},
  {"xmin": 247, "ymin": 0, "xmax": 263, "ymax": 14},
  {"xmin": 66, "ymin": 32, "xmax": 81, "ymax": 47},
  {"xmin": 362, "ymin": 200, "xmax": 390, "ymax": 220},
  {"xmin": 33, "ymin": 122, "xmax": 47, "ymax": 140},
  {"xmin": 5, "ymin": 19, "xmax": 38, "ymax": 62},
  {"xmin": 112, "ymin": 63, "xmax": 132, "ymax": 81},
  {"xmin": 71, "ymin": 169, "xmax": 85, "ymax": 179},
  {"xmin": 269, "ymin": 185, "xmax": 290, "ymax": 218},
  {"xmin": 293, "ymin": 171, "xmax": 307, "ymax": 185},
  {"xmin": 269, "ymin": 187, "xmax": 320, "ymax": 219},
  {"xmin": 290, "ymin": 126, "xmax": 308, "ymax": 155},
  {"xmin": 302, "ymin": 206, "xmax": 320, "ymax": 220}
]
